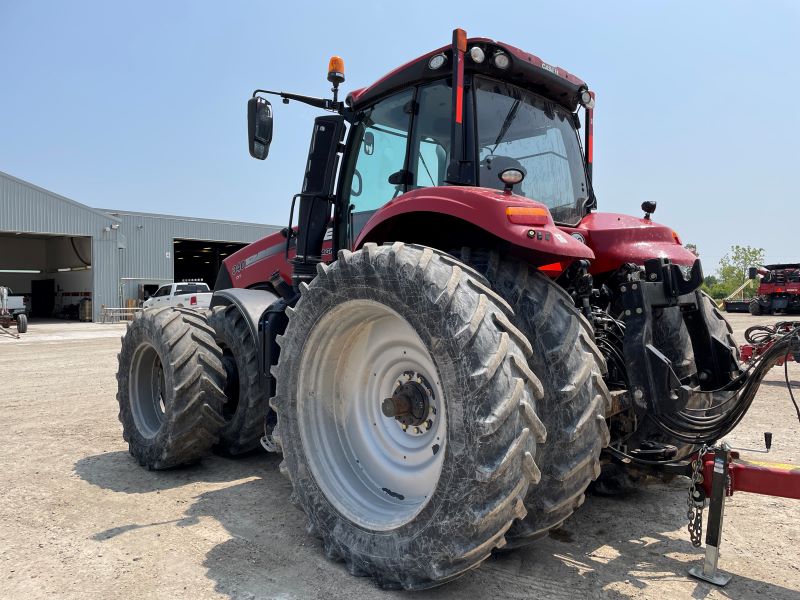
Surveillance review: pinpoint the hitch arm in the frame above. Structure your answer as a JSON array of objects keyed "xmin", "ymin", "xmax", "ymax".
[{"xmin": 700, "ymin": 452, "xmax": 800, "ymax": 500}]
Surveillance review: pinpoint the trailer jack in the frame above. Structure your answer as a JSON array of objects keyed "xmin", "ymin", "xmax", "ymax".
[{"xmin": 687, "ymin": 441, "xmax": 800, "ymax": 586}]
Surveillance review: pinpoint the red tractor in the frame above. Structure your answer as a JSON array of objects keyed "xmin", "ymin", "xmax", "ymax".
[
  {"xmin": 116, "ymin": 30, "xmax": 759, "ymax": 589},
  {"xmin": 748, "ymin": 263, "xmax": 800, "ymax": 315}
]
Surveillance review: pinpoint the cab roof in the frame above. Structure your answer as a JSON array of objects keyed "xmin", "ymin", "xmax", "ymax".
[{"xmin": 346, "ymin": 36, "xmax": 588, "ymax": 112}]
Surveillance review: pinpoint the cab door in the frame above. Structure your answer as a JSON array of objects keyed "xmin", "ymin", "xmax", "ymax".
[{"xmin": 337, "ymin": 80, "xmax": 456, "ymax": 247}]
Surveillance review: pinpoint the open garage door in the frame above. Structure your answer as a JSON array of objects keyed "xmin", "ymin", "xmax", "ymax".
[
  {"xmin": 173, "ymin": 239, "xmax": 246, "ymax": 289},
  {"xmin": 0, "ymin": 233, "xmax": 92, "ymax": 319}
]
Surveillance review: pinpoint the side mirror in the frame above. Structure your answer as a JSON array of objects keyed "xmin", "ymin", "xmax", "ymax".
[
  {"xmin": 748, "ymin": 267, "xmax": 758, "ymax": 280},
  {"xmin": 248, "ymin": 97, "xmax": 273, "ymax": 160}
]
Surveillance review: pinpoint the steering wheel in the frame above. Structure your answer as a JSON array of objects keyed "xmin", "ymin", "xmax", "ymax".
[
  {"xmin": 351, "ymin": 169, "xmax": 363, "ymax": 197},
  {"xmin": 479, "ymin": 155, "xmax": 526, "ymax": 190}
]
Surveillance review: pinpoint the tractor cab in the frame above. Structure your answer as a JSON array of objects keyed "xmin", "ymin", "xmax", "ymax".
[
  {"xmin": 247, "ymin": 29, "xmax": 598, "ymax": 284},
  {"xmin": 342, "ymin": 73, "xmax": 591, "ymax": 235}
]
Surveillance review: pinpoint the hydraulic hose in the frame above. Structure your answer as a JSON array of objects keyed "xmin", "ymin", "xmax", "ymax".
[{"xmin": 645, "ymin": 323, "xmax": 800, "ymax": 445}]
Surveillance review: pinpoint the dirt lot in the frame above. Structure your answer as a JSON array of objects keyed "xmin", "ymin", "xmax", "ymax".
[{"xmin": 0, "ymin": 314, "xmax": 798, "ymax": 599}]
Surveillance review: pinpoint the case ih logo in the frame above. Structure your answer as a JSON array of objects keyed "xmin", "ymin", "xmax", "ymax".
[{"xmin": 541, "ymin": 62, "xmax": 559, "ymax": 76}]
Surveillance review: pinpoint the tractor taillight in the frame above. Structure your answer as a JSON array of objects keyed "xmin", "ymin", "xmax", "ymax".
[
  {"xmin": 190, "ymin": 296, "xmax": 197, "ymax": 306},
  {"xmin": 506, "ymin": 206, "xmax": 548, "ymax": 226}
]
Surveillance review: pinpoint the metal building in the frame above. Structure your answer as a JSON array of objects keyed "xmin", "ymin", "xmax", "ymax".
[{"xmin": 0, "ymin": 171, "xmax": 278, "ymax": 321}]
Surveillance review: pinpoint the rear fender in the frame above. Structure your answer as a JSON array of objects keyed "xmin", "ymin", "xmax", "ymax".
[{"xmin": 354, "ymin": 187, "xmax": 593, "ymax": 267}]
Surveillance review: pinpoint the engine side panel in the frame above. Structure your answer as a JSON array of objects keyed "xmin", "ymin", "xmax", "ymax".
[
  {"xmin": 217, "ymin": 231, "xmax": 294, "ymax": 290},
  {"xmin": 566, "ymin": 212, "xmax": 698, "ymax": 274},
  {"xmin": 218, "ymin": 229, "xmax": 336, "ymax": 291}
]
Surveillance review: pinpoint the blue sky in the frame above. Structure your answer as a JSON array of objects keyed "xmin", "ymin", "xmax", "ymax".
[{"xmin": 1, "ymin": 1, "xmax": 798, "ymax": 273}]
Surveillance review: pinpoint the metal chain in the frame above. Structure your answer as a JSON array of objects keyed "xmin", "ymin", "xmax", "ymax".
[{"xmin": 687, "ymin": 444, "xmax": 708, "ymax": 547}]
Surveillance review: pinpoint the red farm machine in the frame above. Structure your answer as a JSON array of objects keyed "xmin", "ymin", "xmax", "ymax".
[
  {"xmin": 747, "ymin": 264, "xmax": 800, "ymax": 315},
  {"xmin": 115, "ymin": 29, "xmax": 800, "ymax": 589}
]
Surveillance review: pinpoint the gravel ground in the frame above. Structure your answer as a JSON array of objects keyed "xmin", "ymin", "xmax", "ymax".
[{"xmin": 0, "ymin": 314, "xmax": 798, "ymax": 599}]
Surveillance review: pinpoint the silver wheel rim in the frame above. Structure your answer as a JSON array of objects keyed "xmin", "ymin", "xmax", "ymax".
[
  {"xmin": 130, "ymin": 343, "xmax": 167, "ymax": 438},
  {"xmin": 297, "ymin": 299, "xmax": 446, "ymax": 531}
]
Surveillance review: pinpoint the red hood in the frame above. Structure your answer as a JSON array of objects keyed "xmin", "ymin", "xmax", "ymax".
[{"xmin": 564, "ymin": 212, "xmax": 697, "ymax": 274}]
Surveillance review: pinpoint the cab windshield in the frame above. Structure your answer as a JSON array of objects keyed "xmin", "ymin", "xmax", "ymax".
[{"xmin": 474, "ymin": 77, "xmax": 589, "ymax": 225}]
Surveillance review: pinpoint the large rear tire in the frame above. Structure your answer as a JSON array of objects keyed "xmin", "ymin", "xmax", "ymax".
[
  {"xmin": 457, "ymin": 249, "xmax": 610, "ymax": 546},
  {"xmin": 117, "ymin": 307, "xmax": 227, "ymax": 469},
  {"xmin": 272, "ymin": 243, "xmax": 544, "ymax": 589},
  {"xmin": 208, "ymin": 304, "xmax": 270, "ymax": 455}
]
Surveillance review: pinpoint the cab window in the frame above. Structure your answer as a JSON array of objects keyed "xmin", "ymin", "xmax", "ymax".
[
  {"xmin": 349, "ymin": 89, "xmax": 414, "ymax": 216},
  {"xmin": 345, "ymin": 81, "xmax": 458, "ymax": 242},
  {"xmin": 408, "ymin": 81, "xmax": 452, "ymax": 188}
]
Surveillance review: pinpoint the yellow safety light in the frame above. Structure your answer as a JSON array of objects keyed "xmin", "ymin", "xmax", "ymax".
[{"xmin": 328, "ymin": 56, "xmax": 345, "ymax": 84}]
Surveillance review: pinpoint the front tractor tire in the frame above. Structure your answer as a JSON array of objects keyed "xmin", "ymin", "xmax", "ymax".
[
  {"xmin": 749, "ymin": 299, "xmax": 762, "ymax": 315},
  {"xmin": 458, "ymin": 249, "xmax": 610, "ymax": 546},
  {"xmin": 208, "ymin": 304, "xmax": 270, "ymax": 455},
  {"xmin": 116, "ymin": 307, "xmax": 227, "ymax": 469},
  {"xmin": 272, "ymin": 243, "xmax": 545, "ymax": 589}
]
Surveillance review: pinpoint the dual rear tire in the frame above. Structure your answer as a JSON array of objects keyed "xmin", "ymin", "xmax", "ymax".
[
  {"xmin": 456, "ymin": 249, "xmax": 610, "ymax": 545},
  {"xmin": 116, "ymin": 307, "xmax": 227, "ymax": 469},
  {"xmin": 117, "ymin": 304, "xmax": 269, "ymax": 468},
  {"xmin": 208, "ymin": 304, "xmax": 270, "ymax": 455},
  {"xmin": 272, "ymin": 243, "xmax": 544, "ymax": 589},
  {"xmin": 272, "ymin": 243, "xmax": 609, "ymax": 588}
]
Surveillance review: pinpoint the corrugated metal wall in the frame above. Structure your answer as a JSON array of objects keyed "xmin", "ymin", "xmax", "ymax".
[
  {"xmin": 1, "ymin": 171, "xmax": 279, "ymax": 321},
  {"xmin": 1, "ymin": 171, "xmax": 122, "ymax": 321},
  {"xmin": 106, "ymin": 210, "xmax": 279, "ymax": 302}
]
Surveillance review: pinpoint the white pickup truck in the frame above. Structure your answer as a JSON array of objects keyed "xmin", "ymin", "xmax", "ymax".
[
  {"xmin": 143, "ymin": 282, "xmax": 213, "ymax": 310},
  {"xmin": 0, "ymin": 287, "xmax": 29, "ymax": 317}
]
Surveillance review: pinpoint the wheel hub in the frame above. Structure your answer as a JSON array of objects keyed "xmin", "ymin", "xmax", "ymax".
[{"xmin": 382, "ymin": 371, "xmax": 436, "ymax": 435}]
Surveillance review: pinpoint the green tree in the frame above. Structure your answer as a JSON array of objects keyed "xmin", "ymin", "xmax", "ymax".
[{"xmin": 714, "ymin": 245, "xmax": 765, "ymax": 299}]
